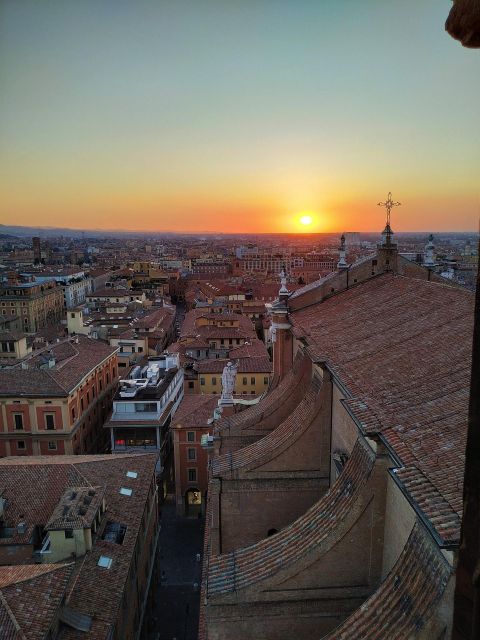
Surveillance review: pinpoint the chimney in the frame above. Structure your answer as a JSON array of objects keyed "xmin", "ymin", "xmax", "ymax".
[{"xmin": 17, "ymin": 522, "xmax": 27, "ymax": 535}]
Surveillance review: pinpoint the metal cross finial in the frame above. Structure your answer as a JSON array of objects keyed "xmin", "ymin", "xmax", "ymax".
[{"xmin": 377, "ymin": 192, "xmax": 401, "ymax": 226}]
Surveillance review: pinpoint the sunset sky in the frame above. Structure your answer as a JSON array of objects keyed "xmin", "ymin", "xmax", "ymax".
[{"xmin": 0, "ymin": 0, "xmax": 479, "ymax": 234}]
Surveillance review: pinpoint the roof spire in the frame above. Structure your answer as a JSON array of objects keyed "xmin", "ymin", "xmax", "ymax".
[{"xmin": 378, "ymin": 192, "xmax": 401, "ymax": 247}]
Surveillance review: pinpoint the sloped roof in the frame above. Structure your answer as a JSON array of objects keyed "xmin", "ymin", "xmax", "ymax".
[
  {"xmin": 172, "ymin": 395, "xmax": 218, "ymax": 429},
  {"xmin": 0, "ymin": 454, "xmax": 158, "ymax": 639},
  {"xmin": 211, "ymin": 372, "xmax": 321, "ymax": 476},
  {"xmin": 0, "ymin": 336, "xmax": 117, "ymax": 397},
  {"xmin": 0, "ymin": 564, "xmax": 74, "ymax": 640},
  {"xmin": 321, "ymin": 522, "xmax": 451, "ymax": 639},
  {"xmin": 195, "ymin": 356, "xmax": 272, "ymax": 375},
  {"xmin": 291, "ymin": 273, "xmax": 474, "ymax": 545},
  {"xmin": 207, "ymin": 438, "xmax": 375, "ymax": 596}
]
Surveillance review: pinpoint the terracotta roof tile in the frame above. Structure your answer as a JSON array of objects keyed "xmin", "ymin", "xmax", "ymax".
[
  {"xmin": 212, "ymin": 371, "xmax": 322, "ymax": 477},
  {"xmin": 322, "ymin": 522, "xmax": 451, "ymax": 639},
  {"xmin": 291, "ymin": 274, "xmax": 474, "ymax": 544},
  {"xmin": 207, "ymin": 439, "xmax": 375, "ymax": 596}
]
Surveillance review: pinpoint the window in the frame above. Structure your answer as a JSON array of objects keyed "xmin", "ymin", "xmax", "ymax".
[
  {"xmin": 71, "ymin": 313, "xmax": 75, "ymax": 318},
  {"xmin": 80, "ymin": 398, "xmax": 84, "ymax": 411},
  {"xmin": 65, "ymin": 530, "xmax": 74, "ymax": 539},
  {"xmin": 45, "ymin": 414, "xmax": 55, "ymax": 430},
  {"xmin": 264, "ymin": 377, "xmax": 269, "ymax": 385},
  {"xmin": 187, "ymin": 431, "xmax": 195, "ymax": 442},
  {"xmin": 187, "ymin": 448, "xmax": 196, "ymax": 461},
  {"xmin": 200, "ymin": 378, "xmax": 205, "ymax": 386},
  {"xmin": 17, "ymin": 441, "xmax": 26, "ymax": 450},
  {"xmin": 242, "ymin": 377, "xmax": 247, "ymax": 385},
  {"xmin": 126, "ymin": 402, "xmax": 156, "ymax": 413},
  {"xmin": 188, "ymin": 468, "xmax": 197, "ymax": 483},
  {"xmin": 251, "ymin": 377, "xmax": 255, "ymax": 385},
  {"xmin": 188, "ymin": 381, "xmax": 194, "ymax": 389},
  {"xmin": 212, "ymin": 377, "xmax": 217, "ymax": 386},
  {"xmin": 119, "ymin": 487, "xmax": 133, "ymax": 496},
  {"xmin": 14, "ymin": 414, "xmax": 24, "ymax": 430},
  {"xmin": 48, "ymin": 441, "xmax": 57, "ymax": 450}
]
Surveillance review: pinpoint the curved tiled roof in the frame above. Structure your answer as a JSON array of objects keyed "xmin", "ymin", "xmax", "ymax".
[
  {"xmin": 207, "ymin": 438, "xmax": 375, "ymax": 596},
  {"xmin": 321, "ymin": 522, "xmax": 451, "ymax": 640},
  {"xmin": 212, "ymin": 370, "xmax": 321, "ymax": 477},
  {"xmin": 214, "ymin": 349, "xmax": 310, "ymax": 438}
]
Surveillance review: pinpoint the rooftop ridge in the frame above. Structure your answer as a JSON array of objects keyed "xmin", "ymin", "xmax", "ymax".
[
  {"xmin": 207, "ymin": 438, "xmax": 375, "ymax": 596},
  {"xmin": 0, "ymin": 591, "xmax": 25, "ymax": 639},
  {"xmin": 0, "ymin": 562, "xmax": 74, "ymax": 589},
  {"xmin": 393, "ymin": 466, "xmax": 462, "ymax": 546}
]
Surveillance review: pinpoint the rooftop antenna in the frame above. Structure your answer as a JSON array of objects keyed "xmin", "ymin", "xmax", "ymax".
[{"xmin": 377, "ymin": 192, "xmax": 401, "ymax": 247}]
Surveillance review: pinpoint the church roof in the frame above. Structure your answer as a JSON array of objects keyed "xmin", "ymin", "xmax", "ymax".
[
  {"xmin": 207, "ymin": 438, "xmax": 375, "ymax": 596},
  {"xmin": 290, "ymin": 273, "xmax": 474, "ymax": 546},
  {"xmin": 212, "ymin": 372, "xmax": 322, "ymax": 477},
  {"xmin": 322, "ymin": 522, "xmax": 451, "ymax": 639}
]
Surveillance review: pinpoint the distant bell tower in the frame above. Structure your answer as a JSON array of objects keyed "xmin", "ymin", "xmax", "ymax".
[{"xmin": 271, "ymin": 265, "xmax": 293, "ymax": 380}]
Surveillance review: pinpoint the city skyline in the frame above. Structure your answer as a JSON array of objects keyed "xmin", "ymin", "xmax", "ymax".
[{"xmin": 1, "ymin": 0, "xmax": 479, "ymax": 233}]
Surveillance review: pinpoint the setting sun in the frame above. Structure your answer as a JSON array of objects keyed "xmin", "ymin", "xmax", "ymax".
[{"xmin": 300, "ymin": 215, "xmax": 312, "ymax": 226}]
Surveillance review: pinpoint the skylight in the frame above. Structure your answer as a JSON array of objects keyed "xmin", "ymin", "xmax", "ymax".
[
  {"xmin": 119, "ymin": 487, "xmax": 133, "ymax": 496},
  {"xmin": 97, "ymin": 555, "xmax": 113, "ymax": 569},
  {"xmin": 126, "ymin": 471, "xmax": 138, "ymax": 479}
]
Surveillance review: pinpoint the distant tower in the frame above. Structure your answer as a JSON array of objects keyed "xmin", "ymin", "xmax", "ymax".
[
  {"xmin": 424, "ymin": 233, "xmax": 436, "ymax": 267},
  {"xmin": 33, "ymin": 237, "xmax": 41, "ymax": 264},
  {"xmin": 337, "ymin": 233, "xmax": 348, "ymax": 270}
]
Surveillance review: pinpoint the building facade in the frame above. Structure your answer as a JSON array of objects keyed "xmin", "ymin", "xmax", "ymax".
[
  {"xmin": 0, "ymin": 280, "xmax": 64, "ymax": 333},
  {"xmin": 105, "ymin": 353, "xmax": 184, "ymax": 465},
  {"xmin": 0, "ymin": 336, "xmax": 118, "ymax": 456},
  {"xmin": 172, "ymin": 394, "xmax": 218, "ymax": 516}
]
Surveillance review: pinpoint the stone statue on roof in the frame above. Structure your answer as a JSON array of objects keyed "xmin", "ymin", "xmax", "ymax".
[{"xmin": 220, "ymin": 360, "xmax": 238, "ymax": 404}]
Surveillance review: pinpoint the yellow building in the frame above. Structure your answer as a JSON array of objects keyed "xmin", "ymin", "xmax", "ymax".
[
  {"xmin": 195, "ymin": 357, "xmax": 272, "ymax": 396},
  {"xmin": 0, "ymin": 280, "xmax": 64, "ymax": 333}
]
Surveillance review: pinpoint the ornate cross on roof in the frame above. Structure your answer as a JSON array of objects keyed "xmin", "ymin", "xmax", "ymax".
[
  {"xmin": 377, "ymin": 192, "xmax": 401, "ymax": 247},
  {"xmin": 377, "ymin": 192, "xmax": 401, "ymax": 227}
]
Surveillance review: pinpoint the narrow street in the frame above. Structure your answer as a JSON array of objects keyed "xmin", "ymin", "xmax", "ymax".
[{"xmin": 144, "ymin": 501, "xmax": 204, "ymax": 640}]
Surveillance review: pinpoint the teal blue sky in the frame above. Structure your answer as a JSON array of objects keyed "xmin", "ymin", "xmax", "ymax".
[{"xmin": 0, "ymin": 0, "xmax": 478, "ymax": 232}]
